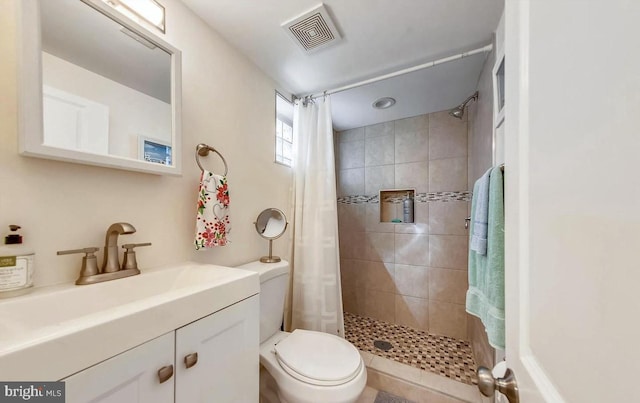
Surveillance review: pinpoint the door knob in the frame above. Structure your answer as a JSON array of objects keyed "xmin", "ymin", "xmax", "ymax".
[{"xmin": 477, "ymin": 366, "xmax": 519, "ymax": 403}]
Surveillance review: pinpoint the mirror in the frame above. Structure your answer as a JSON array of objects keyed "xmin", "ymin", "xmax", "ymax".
[
  {"xmin": 17, "ymin": 0, "xmax": 182, "ymax": 175},
  {"xmin": 254, "ymin": 208, "xmax": 288, "ymax": 263}
]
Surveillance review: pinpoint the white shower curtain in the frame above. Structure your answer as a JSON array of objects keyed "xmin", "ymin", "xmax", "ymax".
[{"xmin": 288, "ymin": 96, "xmax": 344, "ymax": 337}]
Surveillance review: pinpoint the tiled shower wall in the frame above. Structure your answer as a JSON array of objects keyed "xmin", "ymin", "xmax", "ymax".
[{"xmin": 336, "ymin": 111, "xmax": 470, "ymax": 340}]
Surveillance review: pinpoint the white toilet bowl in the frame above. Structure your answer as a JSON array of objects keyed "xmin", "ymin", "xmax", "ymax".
[
  {"xmin": 259, "ymin": 331, "xmax": 367, "ymax": 403},
  {"xmin": 236, "ymin": 260, "xmax": 366, "ymax": 403}
]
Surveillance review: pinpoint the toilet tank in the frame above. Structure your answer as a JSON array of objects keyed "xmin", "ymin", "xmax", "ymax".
[{"xmin": 236, "ymin": 260, "xmax": 290, "ymax": 343}]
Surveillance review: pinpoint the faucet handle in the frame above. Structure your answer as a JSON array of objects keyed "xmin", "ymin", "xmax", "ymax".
[
  {"xmin": 57, "ymin": 247, "xmax": 100, "ymax": 282},
  {"xmin": 121, "ymin": 243, "xmax": 151, "ymax": 271},
  {"xmin": 57, "ymin": 247, "xmax": 99, "ymax": 256},
  {"xmin": 121, "ymin": 243, "xmax": 152, "ymax": 250}
]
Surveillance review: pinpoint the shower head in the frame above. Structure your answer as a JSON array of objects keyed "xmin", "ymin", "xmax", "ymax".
[{"xmin": 449, "ymin": 91, "xmax": 479, "ymax": 119}]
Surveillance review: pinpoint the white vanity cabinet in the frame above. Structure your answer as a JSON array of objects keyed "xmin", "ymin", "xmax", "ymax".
[{"xmin": 62, "ymin": 296, "xmax": 259, "ymax": 403}]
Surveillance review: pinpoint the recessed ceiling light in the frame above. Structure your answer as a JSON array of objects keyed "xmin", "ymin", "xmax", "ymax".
[{"xmin": 372, "ymin": 97, "xmax": 396, "ymax": 109}]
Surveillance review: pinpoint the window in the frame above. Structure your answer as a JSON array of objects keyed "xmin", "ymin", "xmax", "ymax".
[{"xmin": 275, "ymin": 92, "xmax": 294, "ymax": 167}]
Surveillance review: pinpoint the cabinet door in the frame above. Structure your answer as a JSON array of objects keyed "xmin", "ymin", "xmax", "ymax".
[
  {"xmin": 175, "ymin": 295, "xmax": 259, "ymax": 403},
  {"xmin": 62, "ymin": 332, "xmax": 175, "ymax": 403}
]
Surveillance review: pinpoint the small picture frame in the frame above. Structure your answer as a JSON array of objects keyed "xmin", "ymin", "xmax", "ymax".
[{"xmin": 138, "ymin": 136, "xmax": 172, "ymax": 165}]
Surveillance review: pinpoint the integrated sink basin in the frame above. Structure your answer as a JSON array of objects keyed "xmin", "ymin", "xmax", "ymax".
[{"xmin": 0, "ymin": 262, "xmax": 259, "ymax": 380}]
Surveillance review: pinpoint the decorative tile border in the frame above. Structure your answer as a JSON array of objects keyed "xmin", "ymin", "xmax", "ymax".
[{"xmin": 337, "ymin": 191, "xmax": 471, "ymax": 205}]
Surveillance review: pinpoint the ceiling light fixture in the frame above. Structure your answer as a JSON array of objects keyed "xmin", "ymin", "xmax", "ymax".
[
  {"xmin": 103, "ymin": 0, "xmax": 166, "ymax": 33},
  {"xmin": 372, "ymin": 97, "xmax": 396, "ymax": 109}
]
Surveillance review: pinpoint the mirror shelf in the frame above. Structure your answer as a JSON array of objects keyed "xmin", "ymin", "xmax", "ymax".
[{"xmin": 17, "ymin": 0, "xmax": 182, "ymax": 176}]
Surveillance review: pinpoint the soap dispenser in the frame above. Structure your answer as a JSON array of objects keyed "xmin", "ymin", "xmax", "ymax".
[{"xmin": 0, "ymin": 225, "xmax": 35, "ymax": 297}]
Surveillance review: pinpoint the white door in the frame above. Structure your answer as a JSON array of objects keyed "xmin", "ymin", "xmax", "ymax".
[
  {"xmin": 503, "ymin": 1, "xmax": 640, "ymax": 402},
  {"xmin": 62, "ymin": 332, "xmax": 174, "ymax": 403},
  {"xmin": 175, "ymin": 296, "xmax": 259, "ymax": 403}
]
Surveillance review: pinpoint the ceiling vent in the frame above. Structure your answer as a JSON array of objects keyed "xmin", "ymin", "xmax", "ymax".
[{"xmin": 282, "ymin": 4, "xmax": 341, "ymax": 53}]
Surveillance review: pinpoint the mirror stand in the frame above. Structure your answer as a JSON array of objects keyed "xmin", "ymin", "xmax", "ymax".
[
  {"xmin": 260, "ymin": 239, "xmax": 281, "ymax": 263},
  {"xmin": 255, "ymin": 208, "xmax": 288, "ymax": 264}
]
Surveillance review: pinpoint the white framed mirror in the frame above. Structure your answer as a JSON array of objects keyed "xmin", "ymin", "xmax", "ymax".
[{"xmin": 17, "ymin": 0, "xmax": 182, "ymax": 175}]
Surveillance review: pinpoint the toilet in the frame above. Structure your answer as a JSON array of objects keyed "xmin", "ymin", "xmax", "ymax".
[{"xmin": 238, "ymin": 260, "xmax": 367, "ymax": 403}]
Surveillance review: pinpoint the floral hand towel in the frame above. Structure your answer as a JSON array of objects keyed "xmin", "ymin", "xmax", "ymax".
[{"xmin": 195, "ymin": 171, "xmax": 230, "ymax": 249}]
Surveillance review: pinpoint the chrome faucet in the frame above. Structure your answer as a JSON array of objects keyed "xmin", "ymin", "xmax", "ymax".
[{"xmin": 102, "ymin": 222, "xmax": 136, "ymax": 273}]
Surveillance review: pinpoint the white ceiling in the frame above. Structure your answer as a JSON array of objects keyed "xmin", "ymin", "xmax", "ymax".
[{"xmin": 180, "ymin": 0, "xmax": 504, "ymax": 129}]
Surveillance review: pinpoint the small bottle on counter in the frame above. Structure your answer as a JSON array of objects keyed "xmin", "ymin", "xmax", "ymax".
[{"xmin": 0, "ymin": 225, "xmax": 35, "ymax": 298}]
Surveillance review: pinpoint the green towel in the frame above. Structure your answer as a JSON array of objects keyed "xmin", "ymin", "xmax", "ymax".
[{"xmin": 466, "ymin": 165, "xmax": 505, "ymax": 350}]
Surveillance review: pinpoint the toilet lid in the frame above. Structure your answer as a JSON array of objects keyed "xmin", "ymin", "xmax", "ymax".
[{"xmin": 274, "ymin": 329, "xmax": 362, "ymax": 386}]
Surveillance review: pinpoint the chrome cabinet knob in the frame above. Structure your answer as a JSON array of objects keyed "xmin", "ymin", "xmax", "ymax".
[{"xmin": 477, "ymin": 366, "xmax": 519, "ymax": 403}]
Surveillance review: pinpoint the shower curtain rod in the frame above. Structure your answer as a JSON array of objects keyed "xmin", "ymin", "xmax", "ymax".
[{"xmin": 302, "ymin": 43, "xmax": 493, "ymax": 100}]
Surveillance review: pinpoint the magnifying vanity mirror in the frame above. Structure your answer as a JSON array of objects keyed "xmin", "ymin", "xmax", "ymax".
[
  {"xmin": 17, "ymin": 0, "xmax": 182, "ymax": 175},
  {"xmin": 254, "ymin": 208, "xmax": 288, "ymax": 263}
]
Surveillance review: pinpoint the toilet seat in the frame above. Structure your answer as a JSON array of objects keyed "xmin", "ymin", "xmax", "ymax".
[{"xmin": 274, "ymin": 329, "xmax": 362, "ymax": 387}]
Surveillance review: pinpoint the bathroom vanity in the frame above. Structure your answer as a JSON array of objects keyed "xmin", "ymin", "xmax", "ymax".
[{"xmin": 0, "ymin": 263, "xmax": 260, "ymax": 403}]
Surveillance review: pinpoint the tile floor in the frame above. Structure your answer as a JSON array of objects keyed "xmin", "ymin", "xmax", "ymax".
[{"xmin": 344, "ymin": 312, "xmax": 478, "ymax": 385}]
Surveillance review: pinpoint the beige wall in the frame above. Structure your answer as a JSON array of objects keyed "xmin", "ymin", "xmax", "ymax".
[
  {"xmin": 466, "ymin": 40, "xmax": 497, "ymax": 369},
  {"xmin": 0, "ymin": 0, "xmax": 292, "ymax": 288},
  {"xmin": 336, "ymin": 111, "xmax": 470, "ymax": 340}
]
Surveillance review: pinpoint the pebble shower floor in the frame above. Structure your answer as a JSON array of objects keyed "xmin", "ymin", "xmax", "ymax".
[{"xmin": 343, "ymin": 312, "xmax": 478, "ymax": 385}]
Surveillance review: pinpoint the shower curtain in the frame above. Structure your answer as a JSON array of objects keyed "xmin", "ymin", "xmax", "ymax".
[{"xmin": 286, "ymin": 95, "xmax": 344, "ymax": 337}]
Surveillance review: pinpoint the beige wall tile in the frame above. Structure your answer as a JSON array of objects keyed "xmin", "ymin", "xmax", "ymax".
[
  {"xmin": 394, "ymin": 202, "xmax": 429, "ymax": 234},
  {"xmin": 419, "ymin": 370, "xmax": 482, "ymax": 403},
  {"xmin": 365, "ymin": 135, "xmax": 395, "ymax": 166},
  {"xmin": 429, "ymin": 120, "xmax": 468, "ymax": 160},
  {"xmin": 429, "ymin": 301, "xmax": 468, "ymax": 340},
  {"xmin": 339, "ymin": 231, "xmax": 366, "ymax": 259},
  {"xmin": 364, "ymin": 232, "xmax": 395, "ymax": 262},
  {"xmin": 365, "ymin": 165, "xmax": 394, "ymax": 195},
  {"xmin": 340, "ymin": 258, "xmax": 357, "ymax": 290},
  {"xmin": 369, "ymin": 356, "xmax": 422, "ymax": 384},
  {"xmin": 395, "ymin": 130, "xmax": 429, "ymax": 164},
  {"xmin": 395, "ymin": 294, "xmax": 429, "ymax": 331},
  {"xmin": 394, "ymin": 233, "xmax": 429, "ymax": 266},
  {"xmin": 429, "ymin": 201, "xmax": 469, "ymax": 235},
  {"xmin": 394, "ymin": 161, "xmax": 429, "ymax": 193},
  {"xmin": 364, "ymin": 289, "xmax": 395, "ymax": 323},
  {"xmin": 365, "ymin": 121, "xmax": 394, "ymax": 138},
  {"xmin": 429, "ymin": 235, "xmax": 468, "ymax": 269},
  {"xmin": 366, "ymin": 369, "xmax": 466, "ymax": 403},
  {"xmin": 395, "ymin": 264, "xmax": 429, "ymax": 299},
  {"xmin": 338, "ymin": 168, "xmax": 365, "ymax": 196},
  {"xmin": 339, "ymin": 127, "xmax": 365, "ymax": 143},
  {"xmin": 338, "ymin": 203, "xmax": 366, "ymax": 234},
  {"xmin": 429, "ymin": 267, "xmax": 468, "ymax": 304},
  {"xmin": 343, "ymin": 286, "xmax": 367, "ymax": 316},
  {"xmin": 429, "ymin": 157, "xmax": 468, "ymax": 192},
  {"xmin": 365, "ymin": 203, "xmax": 395, "ymax": 233},
  {"xmin": 467, "ymin": 315, "xmax": 495, "ymax": 370},
  {"xmin": 364, "ymin": 261, "xmax": 396, "ymax": 293},
  {"xmin": 395, "ymin": 114, "xmax": 429, "ymax": 134},
  {"xmin": 351, "ymin": 259, "xmax": 369, "ymax": 289},
  {"xmin": 338, "ymin": 140, "xmax": 365, "ymax": 169}
]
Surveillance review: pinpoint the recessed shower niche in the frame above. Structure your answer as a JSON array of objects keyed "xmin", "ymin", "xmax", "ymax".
[{"xmin": 379, "ymin": 189, "xmax": 415, "ymax": 223}]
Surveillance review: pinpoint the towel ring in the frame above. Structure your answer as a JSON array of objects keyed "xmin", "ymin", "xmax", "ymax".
[{"xmin": 196, "ymin": 143, "xmax": 228, "ymax": 176}]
